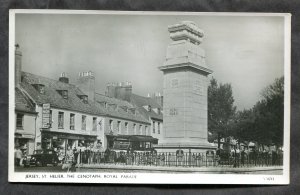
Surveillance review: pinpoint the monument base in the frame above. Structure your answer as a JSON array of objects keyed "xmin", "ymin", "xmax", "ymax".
[{"xmin": 154, "ymin": 142, "xmax": 217, "ymax": 153}]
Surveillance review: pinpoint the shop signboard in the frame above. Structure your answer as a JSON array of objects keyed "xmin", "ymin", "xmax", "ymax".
[{"xmin": 42, "ymin": 103, "xmax": 51, "ymax": 128}]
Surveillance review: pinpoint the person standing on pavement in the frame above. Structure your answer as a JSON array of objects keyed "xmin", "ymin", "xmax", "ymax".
[{"xmin": 15, "ymin": 147, "xmax": 22, "ymax": 166}]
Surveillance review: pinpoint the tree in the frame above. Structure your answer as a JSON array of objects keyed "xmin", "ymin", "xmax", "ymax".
[
  {"xmin": 254, "ymin": 77, "xmax": 284, "ymax": 147},
  {"xmin": 231, "ymin": 77, "xmax": 284, "ymax": 148},
  {"xmin": 208, "ymin": 78, "xmax": 236, "ymax": 148}
]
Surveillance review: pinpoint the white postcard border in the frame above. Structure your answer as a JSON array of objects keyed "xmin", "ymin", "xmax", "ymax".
[{"xmin": 8, "ymin": 9, "xmax": 291, "ymax": 184}]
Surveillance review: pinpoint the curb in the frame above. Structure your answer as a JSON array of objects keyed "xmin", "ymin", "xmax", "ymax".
[{"xmin": 76, "ymin": 164, "xmax": 283, "ymax": 173}]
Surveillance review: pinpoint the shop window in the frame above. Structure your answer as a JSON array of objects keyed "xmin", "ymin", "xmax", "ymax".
[
  {"xmin": 58, "ymin": 112, "xmax": 64, "ymax": 129},
  {"xmin": 125, "ymin": 122, "xmax": 128, "ymax": 135},
  {"xmin": 70, "ymin": 113, "xmax": 75, "ymax": 130},
  {"xmin": 16, "ymin": 113, "xmax": 24, "ymax": 129},
  {"xmin": 82, "ymin": 115, "xmax": 86, "ymax": 130},
  {"xmin": 117, "ymin": 121, "xmax": 121, "ymax": 133},
  {"xmin": 109, "ymin": 120, "xmax": 113, "ymax": 131},
  {"xmin": 158, "ymin": 122, "xmax": 161, "ymax": 134},
  {"xmin": 153, "ymin": 121, "xmax": 155, "ymax": 133},
  {"xmin": 93, "ymin": 117, "xmax": 97, "ymax": 131}
]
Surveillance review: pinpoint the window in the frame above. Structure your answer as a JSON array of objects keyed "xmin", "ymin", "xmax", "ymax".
[
  {"xmin": 157, "ymin": 108, "xmax": 161, "ymax": 115},
  {"xmin": 57, "ymin": 90, "xmax": 68, "ymax": 99},
  {"xmin": 139, "ymin": 125, "xmax": 142, "ymax": 135},
  {"xmin": 79, "ymin": 95, "xmax": 88, "ymax": 104},
  {"xmin": 145, "ymin": 126, "xmax": 148, "ymax": 135},
  {"xmin": 133, "ymin": 124, "xmax": 136, "ymax": 135},
  {"xmin": 125, "ymin": 122, "xmax": 128, "ymax": 135},
  {"xmin": 62, "ymin": 90, "xmax": 68, "ymax": 99},
  {"xmin": 158, "ymin": 122, "xmax": 161, "ymax": 134},
  {"xmin": 117, "ymin": 121, "xmax": 121, "ymax": 133},
  {"xmin": 93, "ymin": 117, "xmax": 97, "ymax": 131},
  {"xmin": 70, "ymin": 113, "xmax": 75, "ymax": 130},
  {"xmin": 16, "ymin": 113, "xmax": 24, "ymax": 129},
  {"xmin": 148, "ymin": 105, "xmax": 152, "ymax": 112},
  {"xmin": 58, "ymin": 112, "xmax": 64, "ymax": 129},
  {"xmin": 82, "ymin": 115, "xmax": 86, "ymax": 130},
  {"xmin": 109, "ymin": 120, "xmax": 113, "ymax": 131},
  {"xmin": 49, "ymin": 110, "xmax": 52, "ymax": 128},
  {"xmin": 153, "ymin": 121, "xmax": 155, "ymax": 133}
]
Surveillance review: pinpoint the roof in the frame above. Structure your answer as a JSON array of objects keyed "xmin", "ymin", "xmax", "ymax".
[
  {"xmin": 15, "ymin": 87, "xmax": 36, "ymax": 113},
  {"xmin": 94, "ymin": 93, "xmax": 149, "ymax": 124},
  {"xmin": 130, "ymin": 94, "xmax": 163, "ymax": 121},
  {"xmin": 19, "ymin": 72, "xmax": 149, "ymax": 124},
  {"xmin": 20, "ymin": 72, "xmax": 105, "ymax": 116}
]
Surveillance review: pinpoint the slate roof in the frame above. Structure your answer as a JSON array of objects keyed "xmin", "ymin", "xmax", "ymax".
[
  {"xmin": 130, "ymin": 94, "xmax": 163, "ymax": 121},
  {"xmin": 94, "ymin": 93, "xmax": 150, "ymax": 124},
  {"xmin": 20, "ymin": 71, "xmax": 149, "ymax": 123},
  {"xmin": 15, "ymin": 87, "xmax": 36, "ymax": 113}
]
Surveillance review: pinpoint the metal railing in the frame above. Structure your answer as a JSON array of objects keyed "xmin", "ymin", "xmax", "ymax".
[{"xmin": 73, "ymin": 150, "xmax": 283, "ymax": 168}]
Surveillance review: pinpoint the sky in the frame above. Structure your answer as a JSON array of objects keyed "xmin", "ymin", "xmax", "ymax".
[{"xmin": 15, "ymin": 12, "xmax": 285, "ymax": 110}]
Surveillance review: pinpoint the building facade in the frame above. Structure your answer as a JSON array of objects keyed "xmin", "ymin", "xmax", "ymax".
[
  {"xmin": 15, "ymin": 87, "xmax": 37, "ymax": 155},
  {"xmin": 15, "ymin": 48, "xmax": 159, "ymax": 155}
]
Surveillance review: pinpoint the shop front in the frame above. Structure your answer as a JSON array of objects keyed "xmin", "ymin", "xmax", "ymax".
[
  {"xmin": 15, "ymin": 132, "xmax": 35, "ymax": 155},
  {"xmin": 41, "ymin": 130, "xmax": 98, "ymax": 158},
  {"xmin": 106, "ymin": 134, "xmax": 158, "ymax": 152}
]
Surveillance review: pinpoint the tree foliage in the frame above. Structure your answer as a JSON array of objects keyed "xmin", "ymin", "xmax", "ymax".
[
  {"xmin": 231, "ymin": 77, "xmax": 284, "ymax": 147},
  {"xmin": 208, "ymin": 78, "xmax": 236, "ymax": 144}
]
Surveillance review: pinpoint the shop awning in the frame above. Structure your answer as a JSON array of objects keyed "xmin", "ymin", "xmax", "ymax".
[
  {"xmin": 107, "ymin": 134, "xmax": 158, "ymax": 144},
  {"xmin": 15, "ymin": 132, "xmax": 35, "ymax": 139},
  {"xmin": 41, "ymin": 130, "xmax": 97, "ymax": 141}
]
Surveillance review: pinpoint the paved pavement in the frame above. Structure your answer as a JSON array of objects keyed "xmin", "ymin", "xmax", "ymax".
[
  {"xmin": 14, "ymin": 164, "xmax": 283, "ymax": 175},
  {"xmin": 15, "ymin": 164, "xmax": 69, "ymax": 172}
]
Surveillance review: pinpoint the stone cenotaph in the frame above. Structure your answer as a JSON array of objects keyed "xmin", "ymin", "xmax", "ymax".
[{"xmin": 157, "ymin": 21, "xmax": 216, "ymax": 152}]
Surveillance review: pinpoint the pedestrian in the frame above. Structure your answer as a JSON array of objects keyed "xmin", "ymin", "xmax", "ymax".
[
  {"xmin": 15, "ymin": 147, "xmax": 22, "ymax": 166},
  {"xmin": 241, "ymin": 149, "xmax": 246, "ymax": 166},
  {"xmin": 62, "ymin": 145, "xmax": 74, "ymax": 172}
]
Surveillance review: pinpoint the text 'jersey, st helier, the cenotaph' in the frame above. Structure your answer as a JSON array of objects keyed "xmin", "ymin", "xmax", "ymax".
[{"xmin": 157, "ymin": 21, "xmax": 216, "ymax": 152}]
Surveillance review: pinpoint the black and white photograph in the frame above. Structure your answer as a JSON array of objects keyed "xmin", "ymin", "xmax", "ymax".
[{"xmin": 8, "ymin": 10, "xmax": 290, "ymax": 184}]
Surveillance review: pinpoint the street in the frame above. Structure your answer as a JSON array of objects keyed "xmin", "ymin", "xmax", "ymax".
[
  {"xmin": 14, "ymin": 164, "xmax": 283, "ymax": 175},
  {"xmin": 15, "ymin": 165, "xmax": 69, "ymax": 172}
]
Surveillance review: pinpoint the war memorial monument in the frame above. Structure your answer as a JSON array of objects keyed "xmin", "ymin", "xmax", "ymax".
[{"xmin": 156, "ymin": 21, "xmax": 216, "ymax": 153}]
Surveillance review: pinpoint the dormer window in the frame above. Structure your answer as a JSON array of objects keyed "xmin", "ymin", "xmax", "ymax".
[
  {"xmin": 97, "ymin": 101, "xmax": 107, "ymax": 108},
  {"xmin": 129, "ymin": 108, "xmax": 136, "ymax": 115},
  {"xmin": 78, "ymin": 94, "xmax": 88, "ymax": 104},
  {"xmin": 157, "ymin": 108, "xmax": 161, "ymax": 114},
  {"xmin": 121, "ymin": 106, "xmax": 128, "ymax": 112},
  {"xmin": 32, "ymin": 84, "xmax": 45, "ymax": 94},
  {"xmin": 57, "ymin": 90, "xmax": 68, "ymax": 99},
  {"xmin": 108, "ymin": 103, "xmax": 117, "ymax": 110},
  {"xmin": 148, "ymin": 105, "xmax": 152, "ymax": 112}
]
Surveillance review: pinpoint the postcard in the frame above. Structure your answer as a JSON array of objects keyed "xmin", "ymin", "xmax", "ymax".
[{"xmin": 9, "ymin": 10, "xmax": 290, "ymax": 184}]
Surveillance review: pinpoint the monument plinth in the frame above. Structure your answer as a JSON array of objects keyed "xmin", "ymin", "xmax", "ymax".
[{"xmin": 156, "ymin": 21, "xmax": 216, "ymax": 152}]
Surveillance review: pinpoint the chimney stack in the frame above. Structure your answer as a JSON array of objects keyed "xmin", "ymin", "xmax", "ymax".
[
  {"xmin": 106, "ymin": 81, "xmax": 132, "ymax": 102},
  {"xmin": 15, "ymin": 44, "xmax": 22, "ymax": 86},
  {"xmin": 76, "ymin": 71, "xmax": 95, "ymax": 102},
  {"xmin": 59, "ymin": 72, "xmax": 69, "ymax": 83}
]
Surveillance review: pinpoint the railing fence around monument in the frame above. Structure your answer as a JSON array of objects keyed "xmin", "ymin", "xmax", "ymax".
[{"xmin": 74, "ymin": 150, "xmax": 283, "ymax": 168}]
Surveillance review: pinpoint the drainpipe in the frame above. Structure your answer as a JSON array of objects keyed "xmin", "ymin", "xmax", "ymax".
[{"xmin": 34, "ymin": 114, "xmax": 37, "ymax": 151}]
